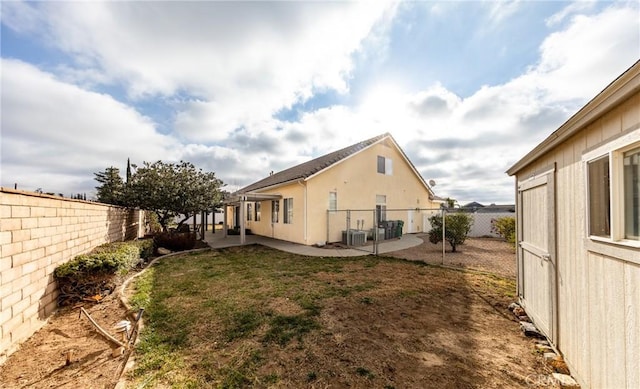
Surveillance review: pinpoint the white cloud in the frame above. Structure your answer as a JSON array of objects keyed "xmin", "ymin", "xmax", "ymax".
[
  {"xmin": 2, "ymin": 1, "xmax": 395, "ymax": 143},
  {"xmin": 545, "ymin": 0, "xmax": 596, "ymax": 27},
  {"xmin": 0, "ymin": 59, "xmax": 176, "ymax": 194}
]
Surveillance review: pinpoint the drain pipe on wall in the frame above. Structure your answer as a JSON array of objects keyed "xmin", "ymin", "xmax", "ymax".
[{"xmin": 297, "ymin": 180, "xmax": 307, "ymax": 243}]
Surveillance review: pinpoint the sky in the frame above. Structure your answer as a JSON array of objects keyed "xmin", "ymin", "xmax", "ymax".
[{"xmin": 1, "ymin": 1, "xmax": 639, "ymax": 204}]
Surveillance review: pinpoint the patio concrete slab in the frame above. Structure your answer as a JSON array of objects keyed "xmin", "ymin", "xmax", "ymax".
[{"xmin": 203, "ymin": 231, "xmax": 423, "ymax": 257}]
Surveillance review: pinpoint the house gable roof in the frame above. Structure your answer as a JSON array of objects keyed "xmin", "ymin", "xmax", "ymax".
[{"xmin": 238, "ymin": 132, "xmax": 435, "ymax": 197}]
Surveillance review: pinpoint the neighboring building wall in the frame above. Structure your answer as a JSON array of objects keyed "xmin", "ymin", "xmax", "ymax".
[
  {"xmin": 0, "ymin": 189, "xmax": 144, "ymax": 363},
  {"xmin": 514, "ymin": 91, "xmax": 640, "ymax": 388}
]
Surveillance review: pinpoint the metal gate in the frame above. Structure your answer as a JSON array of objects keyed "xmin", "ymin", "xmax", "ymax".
[{"xmin": 517, "ymin": 167, "xmax": 557, "ymax": 343}]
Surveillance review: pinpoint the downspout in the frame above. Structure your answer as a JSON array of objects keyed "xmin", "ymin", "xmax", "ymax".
[{"xmin": 297, "ymin": 180, "xmax": 307, "ymax": 243}]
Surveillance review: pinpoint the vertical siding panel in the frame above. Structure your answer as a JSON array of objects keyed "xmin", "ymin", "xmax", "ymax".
[
  {"xmin": 603, "ymin": 258, "xmax": 626, "ymax": 389},
  {"xmin": 624, "ymin": 263, "xmax": 640, "ymax": 389},
  {"xmin": 574, "ymin": 134, "xmax": 591, "ymax": 387},
  {"xmin": 588, "ymin": 252, "xmax": 605, "ymax": 389}
]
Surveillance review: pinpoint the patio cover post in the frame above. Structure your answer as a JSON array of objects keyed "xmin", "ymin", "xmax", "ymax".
[
  {"xmin": 223, "ymin": 205, "xmax": 228, "ymax": 237},
  {"xmin": 240, "ymin": 196, "xmax": 246, "ymax": 245}
]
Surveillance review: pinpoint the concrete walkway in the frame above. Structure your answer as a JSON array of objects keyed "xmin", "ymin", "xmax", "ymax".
[{"xmin": 203, "ymin": 231, "xmax": 423, "ymax": 257}]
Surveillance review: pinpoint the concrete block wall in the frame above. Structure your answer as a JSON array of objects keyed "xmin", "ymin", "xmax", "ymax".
[{"xmin": 0, "ymin": 188, "xmax": 144, "ymax": 363}]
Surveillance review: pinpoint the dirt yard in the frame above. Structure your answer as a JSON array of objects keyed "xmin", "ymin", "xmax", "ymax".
[
  {"xmin": 0, "ymin": 240, "xmax": 547, "ymax": 389},
  {"xmin": 0, "ymin": 292, "xmax": 131, "ymax": 388},
  {"xmin": 387, "ymin": 235, "xmax": 517, "ymax": 277}
]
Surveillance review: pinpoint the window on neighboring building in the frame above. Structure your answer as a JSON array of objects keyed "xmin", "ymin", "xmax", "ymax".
[
  {"xmin": 255, "ymin": 202, "xmax": 261, "ymax": 221},
  {"xmin": 283, "ymin": 198, "xmax": 293, "ymax": 224},
  {"xmin": 584, "ymin": 130, "xmax": 640, "ymax": 243},
  {"xmin": 377, "ymin": 156, "xmax": 393, "ymax": 175},
  {"xmin": 247, "ymin": 203, "xmax": 253, "ymax": 221},
  {"xmin": 376, "ymin": 194, "xmax": 387, "ymax": 222},
  {"xmin": 329, "ymin": 192, "xmax": 337, "ymax": 211},
  {"xmin": 272, "ymin": 200, "xmax": 279, "ymax": 223}
]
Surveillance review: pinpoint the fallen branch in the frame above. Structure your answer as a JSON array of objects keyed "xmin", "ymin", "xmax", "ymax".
[{"xmin": 79, "ymin": 307, "xmax": 125, "ymax": 348}]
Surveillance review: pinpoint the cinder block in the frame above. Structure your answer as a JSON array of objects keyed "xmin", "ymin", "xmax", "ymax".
[
  {"xmin": 2, "ymin": 242, "xmax": 22, "ymax": 258},
  {"xmin": 0, "ymin": 219, "xmax": 21, "ymax": 232},
  {"xmin": 1, "ymin": 312, "xmax": 22, "ymax": 334},
  {"xmin": 29, "ymin": 207, "xmax": 46, "ymax": 217},
  {"xmin": 11, "ymin": 274, "xmax": 31, "ymax": 292},
  {"xmin": 10, "ymin": 206, "xmax": 30, "ymax": 218},
  {"xmin": 11, "ymin": 296, "xmax": 30, "ymax": 317},
  {"xmin": 0, "ymin": 205, "xmax": 11, "ymax": 218},
  {"xmin": 1, "ymin": 290, "xmax": 22, "ymax": 311},
  {"xmin": 21, "ymin": 303, "xmax": 39, "ymax": 322},
  {"xmin": 20, "ymin": 261, "xmax": 38, "ymax": 277},
  {"xmin": 11, "ymin": 251, "xmax": 32, "ymax": 267},
  {"xmin": 0, "ymin": 231, "xmax": 11, "ymax": 245},
  {"xmin": 1, "ymin": 267, "xmax": 22, "ymax": 290},
  {"xmin": 21, "ymin": 238, "xmax": 39, "ymax": 252},
  {"xmin": 20, "ymin": 218, "xmax": 38, "ymax": 230},
  {"xmin": 0, "ymin": 305, "xmax": 12, "ymax": 327},
  {"xmin": 10, "ymin": 320, "xmax": 35, "ymax": 344},
  {"xmin": 11, "ymin": 229, "xmax": 31, "ymax": 243},
  {"xmin": 43, "ymin": 208, "xmax": 57, "ymax": 217},
  {"xmin": 0, "ymin": 257, "xmax": 11, "ymax": 273},
  {"xmin": 23, "ymin": 280, "xmax": 46, "ymax": 301}
]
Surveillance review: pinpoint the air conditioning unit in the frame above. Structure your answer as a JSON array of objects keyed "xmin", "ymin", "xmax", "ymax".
[{"xmin": 342, "ymin": 230, "xmax": 367, "ymax": 246}]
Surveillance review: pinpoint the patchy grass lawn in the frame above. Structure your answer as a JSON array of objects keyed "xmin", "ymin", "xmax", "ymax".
[{"xmin": 128, "ymin": 245, "xmax": 546, "ymax": 388}]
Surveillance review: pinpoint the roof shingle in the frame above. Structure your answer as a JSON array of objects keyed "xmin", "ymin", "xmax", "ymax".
[{"xmin": 238, "ymin": 133, "xmax": 390, "ymax": 193}]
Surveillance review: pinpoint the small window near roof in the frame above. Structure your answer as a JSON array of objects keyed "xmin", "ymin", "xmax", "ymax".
[{"xmin": 377, "ymin": 156, "xmax": 392, "ymax": 175}]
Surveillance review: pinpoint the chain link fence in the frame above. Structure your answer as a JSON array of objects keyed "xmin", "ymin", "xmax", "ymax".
[
  {"xmin": 326, "ymin": 208, "xmax": 516, "ymax": 276},
  {"xmin": 326, "ymin": 207, "xmax": 442, "ymax": 255}
]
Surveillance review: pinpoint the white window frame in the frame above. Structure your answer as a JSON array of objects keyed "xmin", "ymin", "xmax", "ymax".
[
  {"xmin": 283, "ymin": 198, "xmax": 293, "ymax": 224},
  {"xmin": 246, "ymin": 203, "xmax": 253, "ymax": 222},
  {"xmin": 377, "ymin": 156, "xmax": 393, "ymax": 175},
  {"xmin": 329, "ymin": 192, "xmax": 337, "ymax": 212},
  {"xmin": 255, "ymin": 202, "xmax": 261, "ymax": 222},
  {"xmin": 583, "ymin": 126, "xmax": 640, "ymax": 249},
  {"xmin": 271, "ymin": 200, "xmax": 279, "ymax": 223}
]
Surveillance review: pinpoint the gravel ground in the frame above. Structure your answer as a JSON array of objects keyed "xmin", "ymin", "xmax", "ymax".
[{"xmin": 386, "ymin": 234, "xmax": 517, "ymax": 278}]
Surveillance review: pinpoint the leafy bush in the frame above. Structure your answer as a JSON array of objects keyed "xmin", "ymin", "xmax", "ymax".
[
  {"xmin": 428, "ymin": 213, "xmax": 473, "ymax": 252},
  {"xmin": 491, "ymin": 217, "xmax": 516, "ymax": 245},
  {"xmin": 54, "ymin": 240, "xmax": 149, "ymax": 305},
  {"xmin": 154, "ymin": 232, "xmax": 197, "ymax": 251}
]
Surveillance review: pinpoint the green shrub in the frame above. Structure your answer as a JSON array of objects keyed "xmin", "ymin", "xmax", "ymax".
[
  {"xmin": 491, "ymin": 217, "xmax": 516, "ymax": 245},
  {"xmin": 154, "ymin": 232, "xmax": 197, "ymax": 251},
  {"xmin": 54, "ymin": 240, "xmax": 148, "ymax": 305},
  {"xmin": 428, "ymin": 213, "xmax": 473, "ymax": 252}
]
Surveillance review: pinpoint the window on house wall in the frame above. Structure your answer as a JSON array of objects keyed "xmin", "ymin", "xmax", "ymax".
[
  {"xmin": 584, "ymin": 130, "xmax": 640, "ymax": 243},
  {"xmin": 377, "ymin": 156, "xmax": 393, "ymax": 175},
  {"xmin": 246, "ymin": 203, "xmax": 253, "ymax": 221},
  {"xmin": 329, "ymin": 192, "xmax": 337, "ymax": 211},
  {"xmin": 283, "ymin": 198, "xmax": 293, "ymax": 224},
  {"xmin": 272, "ymin": 200, "xmax": 279, "ymax": 223},
  {"xmin": 255, "ymin": 202, "xmax": 261, "ymax": 221},
  {"xmin": 376, "ymin": 194, "xmax": 387, "ymax": 222}
]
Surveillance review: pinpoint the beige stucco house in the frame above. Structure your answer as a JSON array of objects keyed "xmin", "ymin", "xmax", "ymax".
[
  {"xmin": 224, "ymin": 133, "xmax": 440, "ymax": 246},
  {"xmin": 507, "ymin": 60, "xmax": 639, "ymax": 389}
]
